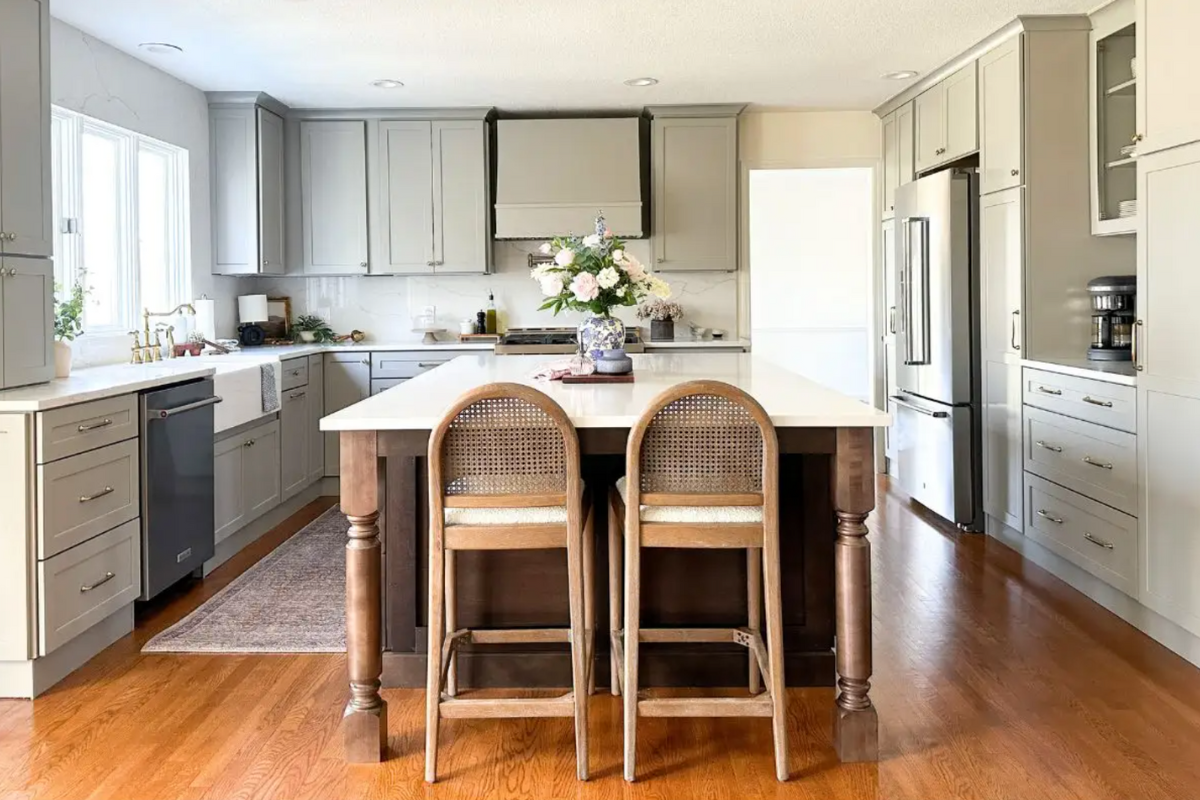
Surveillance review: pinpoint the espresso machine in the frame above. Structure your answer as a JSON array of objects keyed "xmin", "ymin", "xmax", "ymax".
[{"xmin": 1087, "ymin": 276, "xmax": 1136, "ymax": 361}]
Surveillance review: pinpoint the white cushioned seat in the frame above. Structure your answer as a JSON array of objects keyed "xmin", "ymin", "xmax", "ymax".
[
  {"xmin": 615, "ymin": 477, "xmax": 763, "ymax": 524},
  {"xmin": 444, "ymin": 505, "xmax": 569, "ymax": 526}
]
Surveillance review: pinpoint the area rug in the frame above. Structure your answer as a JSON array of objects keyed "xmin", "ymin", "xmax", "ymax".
[{"xmin": 142, "ymin": 505, "xmax": 347, "ymax": 653}]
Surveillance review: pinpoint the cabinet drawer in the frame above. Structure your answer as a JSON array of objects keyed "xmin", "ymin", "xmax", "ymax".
[
  {"xmin": 280, "ymin": 357, "xmax": 309, "ymax": 391},
  {"xmin": 1024, "ymin": 407, "xmax": 1137, "ymax": 516},
  {"xmin": 36, "ymin": 394, "xmax": 138, "ymax": 463},
  {"xmin": 38, "ymin": 518, "xmax": 141, "ymax": 655},
  {"xmin": 371, "ymin": 378, "xmax": 406, "ymax": 395},
  {"xmin": 371, "ymin": 351, "xmax": 460, "ymax": 379},
  {"xmin": 1024, "ymin": 473, "xmax": 1137, "ymax": 597},
  {"xmin": 38, "ymin": 439, "xmax": 140, "ymax": 559},
  {"xmin": 1022, "ymin": 368, "xmax": 1136, "ymax": 432}
]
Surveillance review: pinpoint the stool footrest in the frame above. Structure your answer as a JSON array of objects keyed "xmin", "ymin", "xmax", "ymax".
[
  {"xmin": 638, "ymin": 696, "xmax": 774, "ymax": 718},
  {"xmin": 465, "ymin": 628, "xmax": 571, "ymax": 644},
  {"xmin": 639, "ymin": 627, "xmax": 741, "ymax": 644},
  {"xmin": 440, "ymin": 695, "xmax": 575, "ymax": 719}
]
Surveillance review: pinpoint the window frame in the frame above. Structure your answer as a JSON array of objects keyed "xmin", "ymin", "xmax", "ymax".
[{"xmin": 51, "ymin": 106, "xmax": 190, "ymax": 336}]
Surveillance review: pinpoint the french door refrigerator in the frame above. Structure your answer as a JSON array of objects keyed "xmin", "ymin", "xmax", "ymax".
[{"xmin": 892, "ymin": 169, "xmax": 982, "ymax": 531}]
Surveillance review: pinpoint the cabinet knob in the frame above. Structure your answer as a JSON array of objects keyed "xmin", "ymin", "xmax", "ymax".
[
  {"xmin": 1132, "ymin": 133, "xmax": 1144, "ymax": 143},
  {"xmin": 262, "ymin": 260, "xmax": 270, "ymax": 267},
  {"xmin": 360, "ymin": 358, "xmax": 370, "ymax": 365},
  {"xmin": 426, "ymin": 261, "xmax": 435, "ymax": 267},
  {"xmin": 359, "ymin": 262, "xmax": 368, "ymax": 268},
  {"xmin": 5, "ymin": 268, "xmax": 15, "ymax": 277},
  {"xmin": 4, "ymin": 233, "xmax": 13, "ymax": 242},
  {"xmin": 656, "ymin": 258, "xmax": 665, "ymax": 264},
  {"xmin": 1010, "ymin": 169, "xmax": 1020, "ymax": 176}
]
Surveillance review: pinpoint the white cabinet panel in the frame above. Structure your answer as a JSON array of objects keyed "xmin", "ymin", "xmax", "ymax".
[
  {"xmin": 983, "ymin": 359, "xmax": 1022, "ymax": 531},
  {"xmin": 300, "ymin": 121, "xmax": 368, "ymax": 274},
  {"xmin": 897, "ymin": 103, "xmax": 914, "ymax": 191},
  {"xmin": 1, "ymin": 257, "xmax": 53, "ymax": 389},
  {"xmin": 979, "ymin": 37, "xmax": 1023, "ymax": 195},
  {"xmin": 652, "ymin": 116, "xmax": 737, "ymax": 271},
  {"xmin": 914, "ymin": 85, "xmax": 945, "ymax": 173},
  {"xmin": 1136, "ymin": 0, "xmax": 1200, "ymax": 157},
  {"xmin": 0, "ymin": 0, "xmax": 51, "ymax": 259},
  {"xmin": 307, "ymin": 355, "xmax": 324, "ymax": 485},
  {"xmin": 377, "ymin": 121, "xmax": 434, "ymax": 274},
  {"xmin": 433, "ymin": 120, "xmax": 489, "ymax": 273},
  {"xmin": 280, "ymin": 386, "xmax": 309, "ymax": 502},
  {"xmin": 324, "ymin": 354, "xmax": 371, "ymax": 476},
  {"xmin": 258, "ymin": 108, "xmax": 286, "ymax": 274},
  {"xmin": 881, "ymin": 111, "xmax": 899, "ymax": 220},
  {"xmin": 0, "ymin": 414, "xmax": 34, "ymax": 661},
  {"xmin": 943, "ymin": 61, "xmax": 979, "ymax": 163},
  {"xmin": 980, "ymin": 188, "xmax": 1023, "ymax": 361}
]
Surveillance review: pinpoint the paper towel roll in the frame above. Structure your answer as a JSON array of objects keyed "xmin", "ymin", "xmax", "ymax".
[
  {"xmin": 194, "ymin": 297, "xmax": 216, "ymax": 341},
  {"xmin": 238, "ymin": 294, "xmax": 269, "ymax": 324}
]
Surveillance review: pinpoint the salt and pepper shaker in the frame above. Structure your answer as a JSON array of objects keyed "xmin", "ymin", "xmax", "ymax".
[{"xmin": 475, "ymin": 311, "xmax": 486, "ymax": 335}]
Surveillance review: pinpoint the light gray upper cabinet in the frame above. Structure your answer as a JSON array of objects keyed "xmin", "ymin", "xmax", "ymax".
[
  {"xmin": 323, "ymin": 353, "xmax": 371, "ymax": 476},
  {"xmin": 979, "ymin": 37, "xmax": 1024, "ymax": 195},
  {"xmin": 1, "ymin": 256, "xmax": 53, "ymax": 389},
  {"xmin": 300, "ymin": 120, "xmax": 369, "ymax": 275},
  {"xmin": 280, "ymin": 385, "xmax": 309, "ymax": 502},
  {"xmin": 651, "ymin": 109, "xmax": 739, "ymax": 272},
  {"xmin": 1136, "ymin": 0, "xmax": 1200, "ymax": 158},
  {"xmin": 375, "ymin": 119, "xmax": 490, "ymax": 275},
  {"xmin": 914, "ymin": 61, "xmax": 978, "ymax": 173},
  {"xmin": 881, "ymin": 101, "xmax": 915, "ymax": 219},
  {"xmin": 209, "ymin": 98, "xmax": 287, "ymax": 275},
  {"xmin": 0, "ymin": 0, "xmax": 51, "ymax": 259},
  {"xmin": 306, "ymin": 355, "xmax": 324, "ymax": 485}
]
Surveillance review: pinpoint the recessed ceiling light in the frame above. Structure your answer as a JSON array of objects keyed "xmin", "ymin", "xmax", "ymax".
[
  {"xmin": 882, "ymin": 70, "xmax": 919, "ymax": 80},
  {"xmin": 624, "ymin": 77, "xmax": 659, "ymax": 87},
  {"xmin": 138, "ymin": 42, "xmax": 183, "ymax": 55},
  {"xmin": 370, "ymin": 79, "xmax": 405, "ymax": 89}
]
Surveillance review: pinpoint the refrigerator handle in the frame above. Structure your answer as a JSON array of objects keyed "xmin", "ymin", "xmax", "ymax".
[
  {"xmin": 899, "ymin": 217, "xmax": 912, "ymax": 364},
  {"xmin": 904, "ymin": 217, "xmax": 931, "ymax": 366}
]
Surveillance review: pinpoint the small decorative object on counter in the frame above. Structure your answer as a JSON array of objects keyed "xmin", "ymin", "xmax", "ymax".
[
  {"xmin": 292, "ymin": 313, "xmax": 335, "ymax": 344},
  {"xmin": 594, "ymin": 348, "xmax": 633, "ymax": 375},
  {"xmin": 53, "ymin": 274, "xmax": 89, "ymax": 378},
  {"xmin": 331, "ymin": 330, "xmax": 367, "ymax": 344},
  {"xmin": 175, "ymin": 331, "xmax": 205, "ymax": 358},
  {"xmin": 412, "ymin": 305, "xmax": 446, "ymax": 345},
  {"xmin": 531, "ymin": 213, "xmax": 670, "ymax": 358},
  {"xmin": 485, "ymin": 291, "xmax": 498, "ymax": 334},
  {"xmin": 476, "ymin": 311, "xmax": 487, "ymax": 334},
  {"xmin": 460, "ymin": 319, "xmax": 475, "ymax": 336},
  {"xmin": 637, "ymin": 298, "xmax": 684, "ymax": 342}
]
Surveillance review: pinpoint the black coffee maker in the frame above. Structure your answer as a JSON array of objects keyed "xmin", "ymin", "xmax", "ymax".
[{"xmin": 1087, "ymin": 276, "xmax": 1136, "ymax": 361}]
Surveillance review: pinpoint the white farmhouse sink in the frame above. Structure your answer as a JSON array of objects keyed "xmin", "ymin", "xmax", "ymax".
[{"xmin": 207, "ymin": 361, "xmax": 279, "ymax": 434}]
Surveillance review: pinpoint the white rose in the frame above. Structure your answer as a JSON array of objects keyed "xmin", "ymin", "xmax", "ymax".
[
  {"xmin": 554, "ymin": 248, "xmax": 576, "ymax": 267},
  {"xmin": 611, "ymin": 248, "xmax": 625, "ymax": 263},
  {"xmin": 649, "ymin": 277, "xmax": 671, "ymax": 299},
  {"xmin": 596, "ymin": 266, "xmax": 621, "ymax": 289},
  {"xmin": 538, "ymin": 242, "xmax": 553, "ymax": 255},
  {"xmin": 539, "ymin": 275, "xmax": 565, "ymax": 297},
  {"xmin": 582, "ymin": 233, "xmax": 601, "ymax": 248}
]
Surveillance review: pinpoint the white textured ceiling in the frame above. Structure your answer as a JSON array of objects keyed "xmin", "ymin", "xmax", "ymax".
[{"xmin": 51, "ymin": 0, "xmax": 1098, "ymax": 111}]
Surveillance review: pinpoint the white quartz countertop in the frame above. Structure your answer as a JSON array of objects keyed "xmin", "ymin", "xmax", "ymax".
[
  {"xmin": 321, "ymin": 353, "xmax": 889, "ymax": 431},
  {"xmin": 0, "ymin": 362, "xmax": 217, "ymax": 412},
  {"xmin": 642, "ymin": 337, "xmax": 751, "ymax": 350},
  {"xmin": 1020, "ymin": 357, "xmax": 1137, "ymax": 387}
]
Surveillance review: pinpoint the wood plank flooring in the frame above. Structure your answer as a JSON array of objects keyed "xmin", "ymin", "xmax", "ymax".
[{"xmin": 3, "ymin": 484, "xmax": 1200, "ymax": 799}]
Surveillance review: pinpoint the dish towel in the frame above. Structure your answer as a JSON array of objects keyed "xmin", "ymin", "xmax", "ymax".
[
  {"xmin": 530, "ymin": 357, "xmax": 595, "ymax": 381},
  {"xmin": 260, "ymin": 363, "xmax": 280, "ymax": 413}
]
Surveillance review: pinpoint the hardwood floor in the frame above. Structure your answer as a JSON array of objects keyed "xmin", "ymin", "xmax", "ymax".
[{"xmin": 3, "ymin": 484, "xmax": 1200, "ymax": 799}]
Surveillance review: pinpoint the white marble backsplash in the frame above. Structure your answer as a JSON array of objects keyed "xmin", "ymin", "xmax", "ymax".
[{"xmin": 247, "ymin": 240, "xmax": 738, "ymax": 343}]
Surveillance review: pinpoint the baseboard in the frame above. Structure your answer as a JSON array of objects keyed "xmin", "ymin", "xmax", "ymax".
[
  {"xmin": 203, "ymin": 483, "xmax": 325, "ymax": 576},
  {"xmin": 986, "ymin": 515, "xmax": 1200, "ymax": 669},
  {"xmin": 0, "ymin": 604, "xmax": 134, "ymax": 699}
]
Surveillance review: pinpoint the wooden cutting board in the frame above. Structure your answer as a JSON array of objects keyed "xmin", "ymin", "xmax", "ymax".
[{"xmin": 561, "ymin": 373, "xmax": 635, "ymax": 384}]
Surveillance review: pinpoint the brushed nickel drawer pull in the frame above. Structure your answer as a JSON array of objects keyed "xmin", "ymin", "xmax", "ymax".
[
  {"xmin": 1082, "ymin": 456, "xmax": 1114, "ymax": 470},
  {"xmin": 79, "ymin": 486, "xmax": 114, "ymax": 503},
  {"xmin": 417, "ymin": 362, "xmax": 445, "ymax": 368},
  {"xmin": 1038, "ymin": 386, "xmax": 1062, "ymax": 396},
  {"xmin": 1083, "ymin": 532, "xmax": 1115, "ymax": 550},
  {"xmin": 243, "ymin": 438, "xmax": 256, "ymax": 448},
  {"xmin": 289, "ymin": 391, "xmax": 306, "ymax": 400},
  {"xmin": 1037, "ymin": 509, "xmax": 1064, "ymax": 524},
  {"xmin": 80, "ymin": 572, "xmax": 115, "ymax": 592},
  {"xmin": 1035, "ymin": 440, "xmax": 1063, "ymax": 453},
  {"xmin": 1082, "ymin": 396, "xmax": 1113, "ymax": 408},
  {"xmin": 291, "ymin": 369, "xmax": 302, "ymax": 376},
  {"xmin": 77, "ymin": 419, "xmax": 114, "ymax": 432}
]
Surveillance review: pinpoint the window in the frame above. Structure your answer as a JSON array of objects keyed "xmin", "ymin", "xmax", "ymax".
[{"xmin": 51, "ymin": 107, "xmax": 190, "ymax": 334}]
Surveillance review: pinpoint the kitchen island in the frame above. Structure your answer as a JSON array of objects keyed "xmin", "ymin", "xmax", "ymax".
[{"xmin": 321, "ymin": 353, "xmax": 890, "ymax": 764}]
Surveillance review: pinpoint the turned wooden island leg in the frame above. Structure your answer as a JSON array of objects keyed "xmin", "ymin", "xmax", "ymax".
[
  {"xmin": 832, "ymin": 427, "xmax": 878, "ymax": 762},
  {"xmin": 341, "ymin": 431, "xmax": 387, "ymax": 763}
]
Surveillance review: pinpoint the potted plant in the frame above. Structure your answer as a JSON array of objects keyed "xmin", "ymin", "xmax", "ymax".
[
  {"xmin": 175, "ymin": 331, "xmax": 206, "ymax": 358},
  {"xmin": 637, "ymin": 298, "xmax": 685, "ymax": 342},
  {"xmin": 532, "ymin": 214, "xmax": 671, "ymax": 358},
  {"xmin": 292, "ymin": 313, "xmax": 335, "ymax": 344},
  {"xmin": 53, "ymin": 278, "xmax": 87, "ymax": 378}
]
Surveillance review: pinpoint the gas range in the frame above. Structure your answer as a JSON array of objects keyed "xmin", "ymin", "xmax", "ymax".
[{"xmin": 494, "ymin": 326, "xmax": 644, "ymax": 355}]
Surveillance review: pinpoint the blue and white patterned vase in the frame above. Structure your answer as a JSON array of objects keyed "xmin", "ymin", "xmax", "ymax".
[{"xmin": 578, "ymin": 314, "xmax": 625, "ymax": 360}]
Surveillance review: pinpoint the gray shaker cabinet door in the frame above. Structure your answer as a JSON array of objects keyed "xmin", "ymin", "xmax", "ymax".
[
  {"xmin": 210, "ymin": 107, "xmax": 258, "ymax": 275},
  {"xmin": 306, "ymin": 355, "xmax": 325, "ymax": 485},
  {"xmin": 257, "ymin": 107, "xmax": 286, "ymax": 275},
  {"xmin": 1, "ymin": 257, "xmax": 53, "ymax": 389},
  {"xmin": 323, "ymin": 355, "xmax": 371, "ymax": 476},
  {"xmin": 376, "ymin": 121, "xmax": 434, "ymax": 274},
  {"xmin": 0, "ymin": 0, "xmax": 52, "ymax": 259},
  {"xmin": 244, "ymin": 420, "xmax": 281, "ymax": 523},
  {"xmin": 652, "ymin": 116, "xmax": 737, "ymax": 271},
  {"xmin": 280, "ymin": 387, "xmax": 309, "ymax": 501},
  {"xmin": 213, "ymin": 433, "xmax": 247, "ymax": 544},
  {"xmin": 433, "ymin": 120, "xmax": 490, "ymax": 274},
  {"xmin": 300, "ymin": 120, "xmax": 369, "ymax": 274}
]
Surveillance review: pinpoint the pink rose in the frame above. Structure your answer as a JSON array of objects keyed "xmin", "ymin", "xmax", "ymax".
[
  {"xmin": 623, "ymin": 258, "xmax": 646, "ymax": 281},
  {"xmin": 570, "ymin": 272, "xmax": 600, "ymax": 302},
  {"xmin": 604, "ymin": 228, "xmax": 614, "ymax": 239}
]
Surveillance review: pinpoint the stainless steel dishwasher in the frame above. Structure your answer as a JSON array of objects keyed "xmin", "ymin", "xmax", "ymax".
[{"xmin": 139, "ymin": 379, "xmax": 220, "ymax": 601}]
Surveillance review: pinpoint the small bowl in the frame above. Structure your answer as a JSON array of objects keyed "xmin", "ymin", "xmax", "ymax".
[{"xmin": 711, "ymin": 329, "xmax": 726, "ymax": 340}]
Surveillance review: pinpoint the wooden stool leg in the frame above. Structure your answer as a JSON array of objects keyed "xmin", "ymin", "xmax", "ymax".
[
  {"xmin": 608, "ymin": 491, "xmax": 622, "ymax": 696},
  {"xmin": 622, "ymin": 518, "xmax": 641, "ymax": 782},
  {"xmin": 584, "ymin": 505, "xmax": 596, "ymax": 696},
  {"xmin": 748, "ymin": 546, "xmax": 762, "ymax": 695},
  {"xmin": 567, "ymin": 519, "xmax": 590, "ymax": 780},
  {"xmin": 425, "ymin": 532, "xmax": 446, "ymax": 783},
  {"xmin": 445, "ymin": 549, "xmax": 457, "ymax": 697},
  {"xmin": 762, "ymin": 531, "xmax": 789, "ymax": 781}
]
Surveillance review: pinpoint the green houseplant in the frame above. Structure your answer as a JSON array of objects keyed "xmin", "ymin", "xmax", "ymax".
[
  {"xmin": 53, "ymin": 278, "xmax": 88, "ymax": 378},
  {"xmin": 292, "ymin": 313, "xmax": 335, "ymax": 344}
]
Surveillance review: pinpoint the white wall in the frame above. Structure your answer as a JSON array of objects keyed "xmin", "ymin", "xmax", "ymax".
[{"xmin": 49, "ymin": 19, "xmax": 238, "ymax": 365}]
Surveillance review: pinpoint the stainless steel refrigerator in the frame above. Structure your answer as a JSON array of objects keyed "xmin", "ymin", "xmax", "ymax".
[{"xmin": 892, "ymin": 169, "xmax": 982, "ymax": 531}]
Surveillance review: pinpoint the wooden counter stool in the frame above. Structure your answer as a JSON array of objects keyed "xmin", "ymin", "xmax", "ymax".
[
  {"xmin": 608, "ymin": 380, "xmax": 786, "ymax": 782},
  {"xmin": 425, "ymin": 383, "xmax": 594, "ymax": 783}
]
